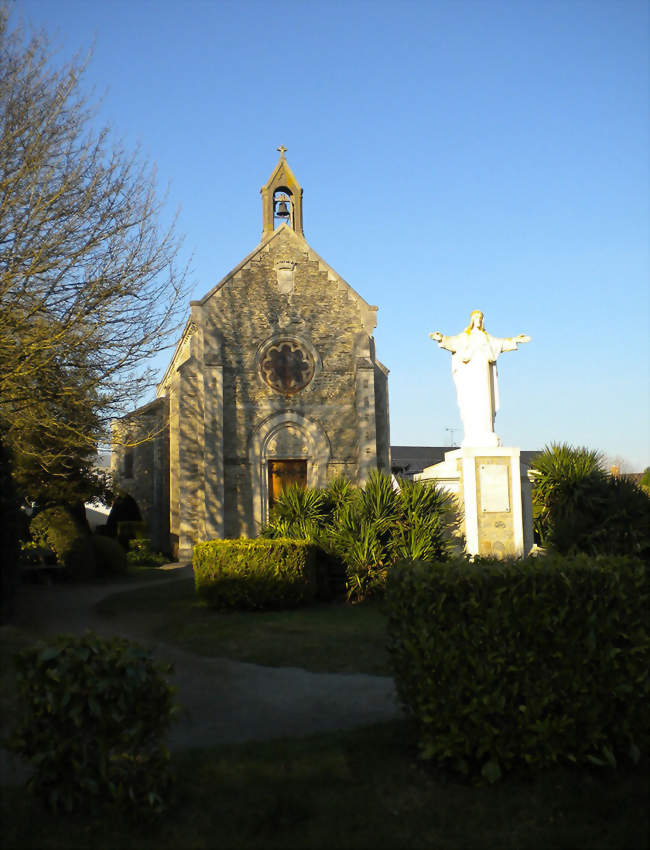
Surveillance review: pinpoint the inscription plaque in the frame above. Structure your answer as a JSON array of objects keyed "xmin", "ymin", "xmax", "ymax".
[{"xmin": 479, "ymin": 463, "xmax": 510, "ymax": 512}]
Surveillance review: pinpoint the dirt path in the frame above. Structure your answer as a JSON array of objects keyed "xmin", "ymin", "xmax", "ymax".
[{"xmin": 1, "ymin": 567, "xmax": 402, "ymax": 785}]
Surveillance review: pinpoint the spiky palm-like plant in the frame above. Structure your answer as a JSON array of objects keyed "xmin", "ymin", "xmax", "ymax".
[
  {"xmin": 358, "ymin": 469, "xmax": 399, "ymax": 524},
  {"xmin": 531, "ymin": 443, "xmax": 607, "ymax": 552},
  {"xmin": 262, "ymin": 484, "xmax": 328, "ymax": 541},
  {"xmin": 329, "ymin": 472, "xmax": 457, "ymax": 600},
  {"xmin": 391, "ymin": 478, "xmax": 456, "ymax": 563},
  {"xmin": 263, "ymin": 471, "xmax": 459, "ymax": 601}
]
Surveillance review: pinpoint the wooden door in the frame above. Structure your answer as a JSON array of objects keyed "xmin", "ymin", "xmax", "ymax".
[{"xmin": 268, "ymin": 459, "xmax": 308, "ymax": 510}]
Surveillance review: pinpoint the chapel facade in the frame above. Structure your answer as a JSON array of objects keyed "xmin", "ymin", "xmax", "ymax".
[{"xmin": 111, "ymin": 152, "xmax": 390, "ymax": 558}]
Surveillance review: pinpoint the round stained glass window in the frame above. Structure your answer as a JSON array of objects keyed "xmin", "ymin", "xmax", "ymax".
[{"xmin": 260, "ymin": 339, "xmax": 315, "ymax": 395}]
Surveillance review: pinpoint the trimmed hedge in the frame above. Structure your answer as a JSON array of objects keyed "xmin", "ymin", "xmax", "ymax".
[
  {"xmin": 127, "ymin": 537, "xmax": 168, "ymax": 568},
  {"xmin": 385, "ymin": 555, "xmax": 649, "ymax": 783},
  {"xmin": 8, "ymin": 632, "xmax": 175, "ymax": 816},
  {"xmin": 193, "ymin": 538, "xmax": 320, "ymax": 610},
  {"xmin": 116, "ymin": 520, "xmax": 148, "ymax": 550}
]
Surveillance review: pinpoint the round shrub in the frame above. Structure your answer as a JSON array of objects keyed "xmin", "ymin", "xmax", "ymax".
[
  {"xmin": 91, "ymin": 535, "xmax": 128, "ymax": 576},
  {"xmin": 9, "ymin": 632, "xmax": 176, "ymax": 816},
  {"xmin": 29, "ymin": 506, "xmax": 87, "ymax": 565},
  {"xmin": 61, "ymin": 536, "xmax": 97, "ymax": 579}
]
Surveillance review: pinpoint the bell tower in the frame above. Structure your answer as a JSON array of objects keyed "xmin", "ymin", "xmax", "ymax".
[{"xmin": 260, "ymin": 146, "xmax": 304, "ymax": 240}]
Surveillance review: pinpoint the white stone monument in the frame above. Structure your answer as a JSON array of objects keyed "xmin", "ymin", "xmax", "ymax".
[{"xmin": 416, "ymin": 310, "xmax": 534, "ymax": 558}]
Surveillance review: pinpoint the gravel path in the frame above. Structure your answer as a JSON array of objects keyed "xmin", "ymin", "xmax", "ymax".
[{"xmin": 1, "ymin": 566, "xmax": 402, "ymax": 785}]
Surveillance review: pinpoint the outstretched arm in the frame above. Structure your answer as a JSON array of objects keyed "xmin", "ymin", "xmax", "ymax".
[
  {"xmin": 429, "ymin": 331, "xmax": 443, "ymax": 342},
  {"xmin": 492, "ymin": 333, "xmax": 531, "ymax": 354}
]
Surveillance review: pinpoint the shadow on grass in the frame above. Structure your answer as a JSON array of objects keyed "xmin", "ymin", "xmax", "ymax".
[
  {"xmin": 2, "ymin": 720, "xmax": 648, "ymax": 850},
  {"xmin": 95, "ymin": 578, "xmax": 392, "ymax": 675}
]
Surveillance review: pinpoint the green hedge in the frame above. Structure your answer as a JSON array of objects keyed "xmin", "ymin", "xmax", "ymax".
[
  {"xmin": 8, "ymin": 632, "xmax": 175, "ymax": 816},
  {"xmin": 193, "ymin": 538, "xmax": 320, "ymax": 610},
  {"xmin": 116, "ymin": 520, "xmax": 148, "ymax": 550},
  {"xmin": 127, "ymin": 537, "xmax": 168, "ymax": 568},
  {"xmin": 385, "ymin": 555, "xmax": 649, "ymax": 783}
]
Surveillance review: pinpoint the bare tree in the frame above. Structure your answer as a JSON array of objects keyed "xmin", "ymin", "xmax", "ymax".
[{"xmin": 0, "ymin": 7, "xmax": 188, "ymax": 482}]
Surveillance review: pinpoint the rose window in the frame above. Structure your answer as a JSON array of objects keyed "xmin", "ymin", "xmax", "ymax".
[{"xmin": 260, "ymin": 340, "xmax": 315, "ymax": 395}]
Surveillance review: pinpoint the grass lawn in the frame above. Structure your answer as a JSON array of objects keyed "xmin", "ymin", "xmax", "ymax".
[
  {"xmin": 2, "ymin": 721, "xmax": 647, "ymax": 850},
  {"xmin": 95, "ymin": 577, "xmax": 391, "ymax": 674},
  {"xmin": 3, "ymin": 574, "xmax": 648, "ymax": 849}
]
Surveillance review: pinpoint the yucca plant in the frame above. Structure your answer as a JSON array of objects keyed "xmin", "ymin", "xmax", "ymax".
[
  {"xmin": 358, "ymin": 469, "xmax": 399, "ymax": 524},
  {"xmin": 322, "ymin": 475, "xmax": 357, "ymax": 522},
  {"xmin": 326, "ymin": 472, "xmax": 457, "ymax": 601},
  {"xmin": 390, "ymin": 511, "xmax": 446, "ymax": 562},
  {"xmin": 530, "ymin": 443, "xmax": 607, "ymax": 550},
  {"xmin": 263, "ymin": 472, "xmax": 459, "ymax": 601},
  {"xmin": 391, "ymin": 478, "xmax": 456, "ymax": 563},
  {"xmin": 329, "ymin": 503, "xmax": 388, "ymax": 601},
  {"xmin": 322, "ymin": 474, "xmax": 396, "ymax": 601},
  {"xmin": 262, "ymin": 484, "xmax": 328, "ymax": 541}
]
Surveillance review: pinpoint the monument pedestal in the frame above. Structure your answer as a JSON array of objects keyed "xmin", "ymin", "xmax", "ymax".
[{"xmin": 415, "ymin": 447, "xmax": 534, "ymax": 558}]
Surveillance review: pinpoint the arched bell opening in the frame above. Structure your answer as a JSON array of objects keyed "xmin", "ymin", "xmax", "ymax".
[
  {"xmin": 273, "ymin": 187, "xmax": 293, "ymax": 230},
  {"xmin": 260, "ymin": 151, "xmax": 304, "ymax": 239}
]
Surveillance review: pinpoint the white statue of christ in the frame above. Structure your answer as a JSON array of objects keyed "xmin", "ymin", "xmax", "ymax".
[{"xmin": 430, "ymin": 310, "xmax": 530, "ymax": 447}]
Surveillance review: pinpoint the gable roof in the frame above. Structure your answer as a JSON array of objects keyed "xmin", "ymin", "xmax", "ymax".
[
  {"xmin": 191, "ymin": 225, "xmax": 378, "ymax": 333},
  {"xmin": 260, "ymin": 155, "xmax": 302, "ymax": 197},
  {"xmin": 157, "ymin": 225, "xmax": 379, "ymax": 393}
]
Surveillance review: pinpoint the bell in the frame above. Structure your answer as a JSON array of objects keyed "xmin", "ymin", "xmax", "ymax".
[{"xmin": 275, "ymin": 200, "xmax": 290, "ymax": 218}]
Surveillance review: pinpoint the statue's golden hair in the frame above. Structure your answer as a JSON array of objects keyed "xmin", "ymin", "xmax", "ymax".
[{"xmin": 464, "ymin": 310, "xmax": 485, "ymax": 334}]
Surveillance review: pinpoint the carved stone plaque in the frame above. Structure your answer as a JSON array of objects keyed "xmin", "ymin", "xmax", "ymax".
[
  {"xmin": 275, "ymin": 261, "xmax": 296, "ymax": 295},
  {"xmin": 479, "ymin": 464, "xmax": 510, "ymax": 512}
]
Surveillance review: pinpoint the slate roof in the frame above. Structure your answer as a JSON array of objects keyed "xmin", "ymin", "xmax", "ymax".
[{"xmin": 391, "ymin": 445, "xmax": 542, "ymax": 476}]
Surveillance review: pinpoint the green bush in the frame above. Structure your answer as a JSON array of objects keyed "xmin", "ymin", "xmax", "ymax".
[
  {"xmin": 29, "ymin": 505, "xmax": 87, "ymax": 565},
  {"xmin": 331, "ymin": 474, "xmax": 456, "ymax": 601},
  {"xmin": 116, "ymin": 520, "xmax": 148, "ymax": 550},
  {"xmin": 530, "ymin": 444, "xmax": 650, "ymax": 559},
  {"xmin": 8, "ymin": 632, "xmax": 176, "ymax": 816},
  {"xmin": 193, "ymin": 538, "xmax": 320, "ymax": 610},
  {"xmin": 385, "ymin": 555, "xmax": 649, "ymax": 783},
  {"xmin": 62, "ymin": 535, "xmax": 97, "ymax": 579},
  {"xmin": 91, "ymin": 535, "xmax": 129, "ymax": 576},
  {"xmin": 19, "ymin": 539, "xmax": 49, "ymax": 567},
  {"xmin": 263, "ymin": 484, "xmax": 330, "ymax": 540},
  {"xmin": 263, "ymin": 472, "xmax": 456, "ymax": 602},
  {"xmin": 126, "ymin": 537, "xmax": 168, "ymax": 568},
  {"xmin": 640, "ymin": 467, "xmax": 650, "ymax": 492}
]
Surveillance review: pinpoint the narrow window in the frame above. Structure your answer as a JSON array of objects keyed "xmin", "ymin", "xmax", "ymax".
[{"xmin": 123, "ymin": 447, "xmax": 134, "ymax": 479}]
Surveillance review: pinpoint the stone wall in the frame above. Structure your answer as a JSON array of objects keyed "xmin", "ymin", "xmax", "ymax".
[
  {"xmin": 155, "ymin": 225, "xmax": 389, "ymax": 553},
  {"xmin": 110, "ymin": 398, "xmax": 170, "ymax": 553}
]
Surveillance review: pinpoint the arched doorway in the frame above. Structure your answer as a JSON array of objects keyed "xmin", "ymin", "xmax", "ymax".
[{"xmin": 249, "ymin": 412, "xmax": 331, "ymax": 529}]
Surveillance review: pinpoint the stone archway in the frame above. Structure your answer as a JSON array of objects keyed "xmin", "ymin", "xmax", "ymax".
[{"xmin": 249, "ymin": 411, "xmax": 331, "ymax": 529}]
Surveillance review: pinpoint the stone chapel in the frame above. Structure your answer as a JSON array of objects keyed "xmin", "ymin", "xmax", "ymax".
[{"xmin": 111, "ymin": 151, "xmax": 391, "ymax": 558}]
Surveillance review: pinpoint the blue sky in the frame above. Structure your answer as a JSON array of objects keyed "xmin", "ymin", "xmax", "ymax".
[{"xmin": 15, "ymin": 0, "xmax": 649, "ymax": 470}]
